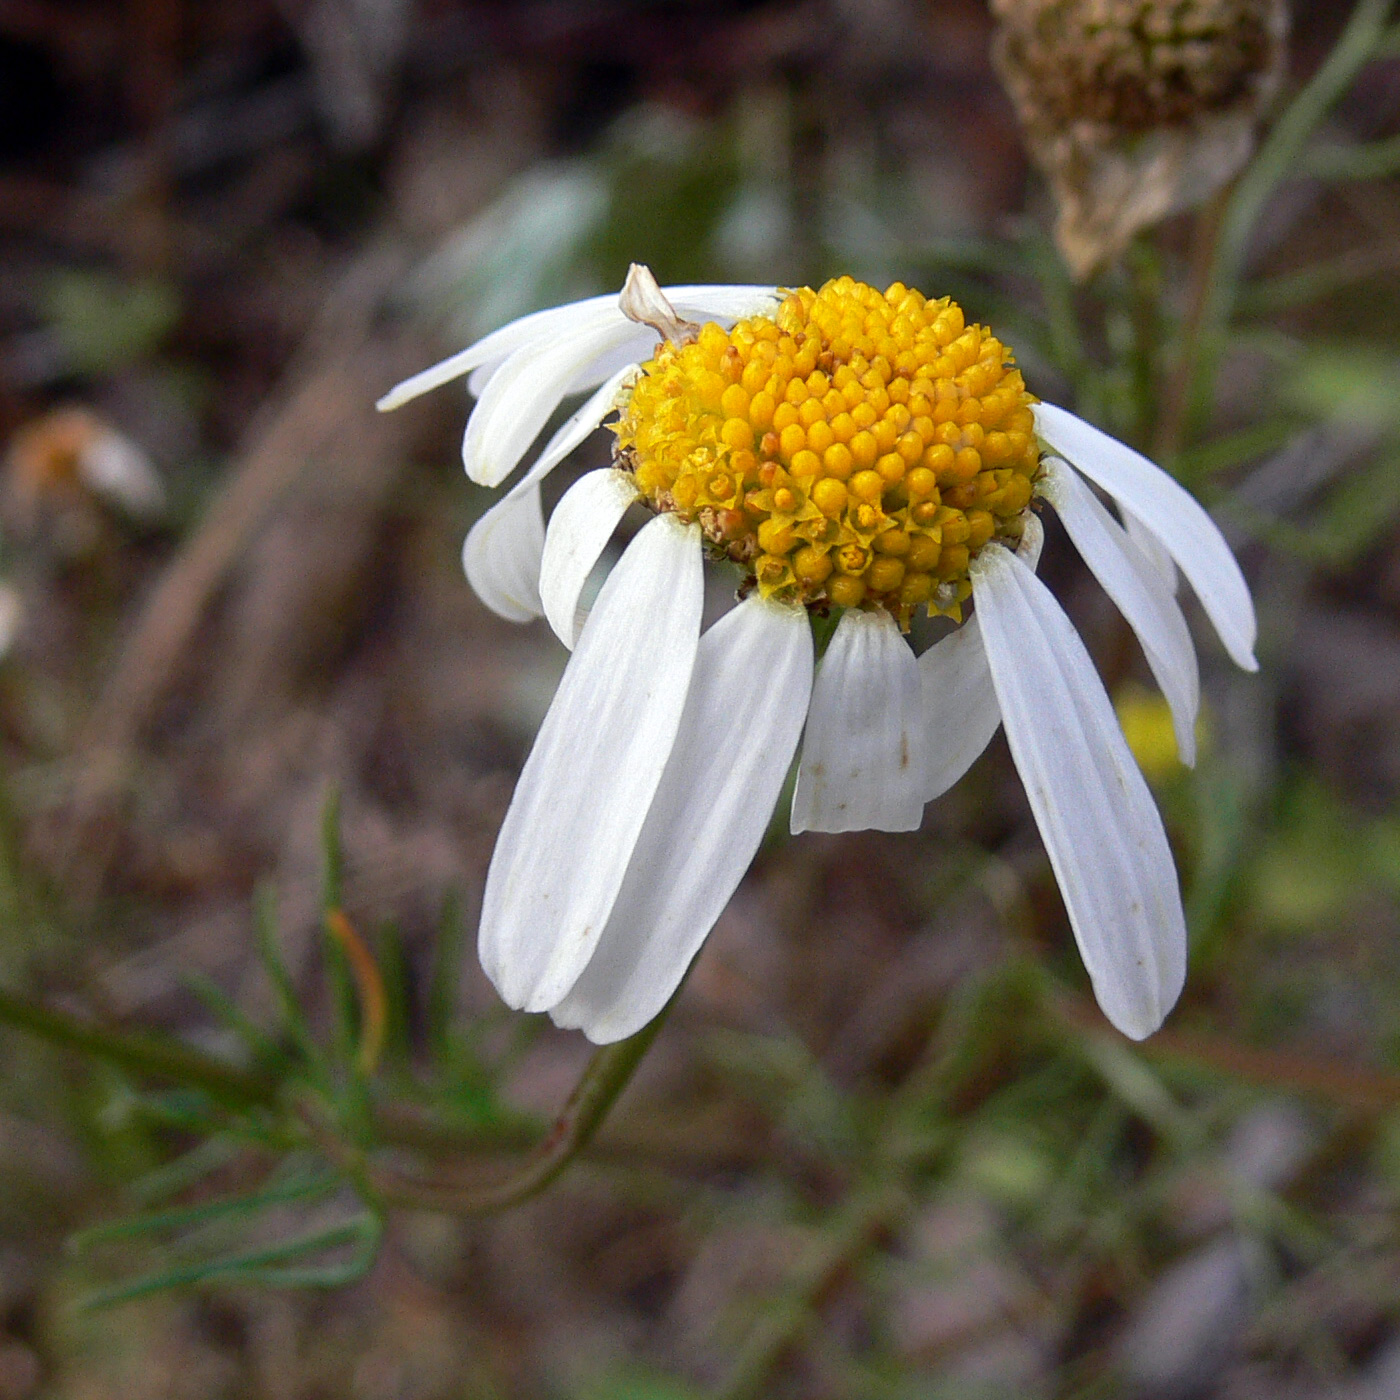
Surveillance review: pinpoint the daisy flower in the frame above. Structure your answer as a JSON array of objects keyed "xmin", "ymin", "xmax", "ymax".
[{"xmin": 379, "ymin": 266, "xmax": 1256, "ymax": 1044}]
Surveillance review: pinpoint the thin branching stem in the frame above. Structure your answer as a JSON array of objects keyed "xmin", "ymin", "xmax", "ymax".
[
  {"xmin": 301, "ymin": 1000, "xmax": 676, "ymax": 1215},
  {"xmin": 0, "ymin": 984, "xmax": 278, "ymax": 1109}
]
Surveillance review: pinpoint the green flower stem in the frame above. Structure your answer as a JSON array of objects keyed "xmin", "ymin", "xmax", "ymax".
[
  {"xmin": 0, "ymin": 984, "xmax": 277, "ymax": 1110},
  {"xmin": 1179, "ymin": 0, "xmax": 1395, "ymax": 445},
  {"xmin": 1154, "ymin": 188, "xmax": 1229, "ymax": 465},
  {"xmin": 302, "ymin": 1000, "xmax": 676, "ymax": 1216}
]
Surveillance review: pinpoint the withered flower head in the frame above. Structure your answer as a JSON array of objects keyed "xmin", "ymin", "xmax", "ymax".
[{"xmin": 992, "ymin": 0, "xmax": 1288, "ymax": 277}]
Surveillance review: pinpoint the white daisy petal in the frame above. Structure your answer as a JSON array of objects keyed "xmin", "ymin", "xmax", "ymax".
[
  {"xmin": 668, "ymin": 286, "xmax": 782, "ymax": 322},
  {"xmin": 918, "ymin": 511, "xmax": 1044, "ymax": 799},
  {"xmin": 1121, "ymin": 505, "xmax": 1178, "ymax": 593},
  {"xmin": 378, "ymin": 297, "xmax": 622, "ymax": 412},
  {"xmin": 1041, "ymin": 459, "xmax": 1200, "ymax": 765},
  {"xmin": 791, "ymin": 608, "xmax": 926, "ymax": 834},
  {"xmin": 467, "ymin": 358, "xmax": 505, "ymax": 399},
  {"xmin": 971, "ymin": 543, "xmax": 1187, "ymax": 1040},
  {"xmin": 478, "ymin": 513, "xmax": 703, "ymax": 1013},
  {"xmin": 1017, "ymin": 511, "xmax": 1045, "ymax": 568},
  {"xmin": 1032, "ymin": 403, "xmax": 1256, "ymax": 671},
  {"xmin": 468, "ymin": 332, "xmax": 649, "ymax": 402},
  {"xmin": 540, "ymin": 468, "xmax": 641, "ymax": 649},
  {"xmin": 461, "ymin": 486, "xmax": 544, "ymax": 623},
  {"xmin": 460, "ymin": 368, "xmax": 636, "ymax": 623},
  {"xmin": 919, "ymin": 617, "xmax": 1001, "ymax": 801},
  {"xmin": 563, "ymin": 331, "xmax": 657, "ymax": 393},
  {"xmin": 463, "ymin": 314, "xmax": 643, "ymax": 487},
  {"xmin": 379, "ymin": 285, "xmax": 779, "ymax": 413},
  {"xmin": 556, "ymin": 288, "xmax": 777, "ymax": 394},
  {"xmin": 551, "ymin": 597, "xmax": 814, "ymax": 1042},
  {"xmin": 509, "ymin": 365, "xmax": 635, "ymax": 501}
]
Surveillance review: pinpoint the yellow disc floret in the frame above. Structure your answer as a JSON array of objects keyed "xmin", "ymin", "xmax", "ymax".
[{"xmin": 612, "ymin": 276, "xmax": 1040, "ymax": 627}]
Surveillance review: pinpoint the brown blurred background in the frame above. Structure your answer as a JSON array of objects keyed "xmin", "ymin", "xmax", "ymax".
[{"xmin": 3, "ymin": 1, "xmax": 1400, "ymax": 1397}]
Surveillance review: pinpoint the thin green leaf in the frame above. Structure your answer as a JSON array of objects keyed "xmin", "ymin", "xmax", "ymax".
[
  {"xmin": 183, "ymin": 972, "xmax": 285, "ymax": 1069},
  {"xmin": 80, "ymin": 1214, "xmax": 381, "ymax": 1310},
  {"xmin": 128, "ymin": 1138, "xmax": 240, "ymax": 1207},
  {"xmin": 375, "ymin": 920, "xmax": 413, "ymax": 1068},
  {"xmin": 70, "ymin": 1170, "xmax": 342, "ymax": 1251},
  {"xmin": 1301, "ymin": 130, "xmax": 1400, "ymax": 182},
  {"xmin": 253, "ymin": 884, "xmax": 320, "ymax": 1071}
]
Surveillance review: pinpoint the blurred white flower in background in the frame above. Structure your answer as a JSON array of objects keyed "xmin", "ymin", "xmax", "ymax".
[{"xmin": 7, "ymin": 406, "xmax": 165, "ymax": 525}]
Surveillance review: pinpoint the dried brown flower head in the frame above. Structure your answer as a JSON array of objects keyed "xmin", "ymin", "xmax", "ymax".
[{"xmin": 992, "ymin": 0, "xmax": 1288, "ymax": 277}]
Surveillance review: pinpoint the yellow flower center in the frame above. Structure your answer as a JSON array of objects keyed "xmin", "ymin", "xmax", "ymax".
[{"xmin": 612, "ymin": 276, "xmax": 1040, "ymax": 626}]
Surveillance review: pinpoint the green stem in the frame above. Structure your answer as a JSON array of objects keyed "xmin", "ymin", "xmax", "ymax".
[
  {"xmin": 0, "ymin": 980, "xmax": 724, "ymax": 1175},
  {"xmin": 304, "ymin": 998, "xmax": 676, "ymax": 1216},
  {"xmin": 1155, "ymin": 187, "xmax": 1229, "ymax": 465},
  {"xmin": 1373, "ymin": 19, "xmax": 1400, "ymax": 56},
  {"xmin": 1182, "ymin": 0, "xmax": 1394, "ymax": 438},
  {"xmin": 0, "ymin": 985, "xmax": 277, "ymax": 1109}
]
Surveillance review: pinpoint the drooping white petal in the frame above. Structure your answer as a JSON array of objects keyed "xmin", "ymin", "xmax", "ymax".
[
  {"xmin": 461, "ymin": 486, "xmax": 544, "ymax": 623},
  {"xmin": 378, "ymin": 297, "xmax": 621, "ymax": 412},
  {"xmin": 551, "ymin": 597, "xmax": 814, "ymax": 1042},
  {"xmin": 508, "ymin": 365, "xmax": 635, "ymax": 501},
  {"xmin": 971, "ymin": 543, "xmax": 1187, "ymax": 1040},
  {"xmin": 918, "ymin": 511, "xmax": 1045, "ymax": 799},
  {"xmin": 462, "ymin": 314, "xmax": 644, "ymax": 487},
  {"xmin": 378, "ymin": 286, "xmax": 780, "ymax": 412},
  {"xmin": 466, "ymin": 358, "xmax": 506, "ymax": 399},
  {"xmin": 1041, "ymin": 458, "xmax": 1200, "ymax": 765},
  {"xmin": 791, "ymin": 608, "xmax": 926, "ymax": 834},
  {"xmin": 919, "ymin": 617, "xmax": 1001, "ymax": 801},
  {"xmin": 1121, "ymin": 505, "xmax": 1178, "ymax": 593},
  {"xmin": 1032, "ymin": 403, "xmax": 1256, "ymax": 671},
  {"xmin": 668, "ymin": 285, "xmax": 782, "ymax": 322},
  {"xmin": 460, "ymin": 368, "xmax": 636, "ymax": 624},
  {"xmin": 1017, "ymin": 511, "xmax": 1045, "ymax": 569},
  {"xmin": 549, "ymin": 286, "xmax": 780, "ymax": 396},
  {"xmin": 916, "ymin": 511, "xmax": 1043, "ymax": 800},
  {"xmin": 478, "ymin": 513, "xmax": 704, "ymax": 1013},
  {"xmin": 540, "ymin": 468, "xmax": 640, "ymax": 648},
  {"xmin": 469, "ymin": 330, "xmax": 651, "ymax": 400},
  {"xmin": 562, "ymin": 330, "xmax": 657, "ymax": 394}
]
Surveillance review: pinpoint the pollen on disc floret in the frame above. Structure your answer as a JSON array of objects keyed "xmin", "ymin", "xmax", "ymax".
[{"xmin": 612, "ymin": 276, "xmax": 1041, "ymax": 626}]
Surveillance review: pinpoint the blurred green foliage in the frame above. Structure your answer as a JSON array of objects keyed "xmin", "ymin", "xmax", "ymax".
[{"xmin": 43, "ymin": 271, "xmax": 181, "ymax": 376}]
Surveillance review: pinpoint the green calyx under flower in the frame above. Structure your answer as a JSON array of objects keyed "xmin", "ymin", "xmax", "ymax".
[{"xmin": 611, "ymin": 276, "xmax": 1040, "ymax": 628}]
